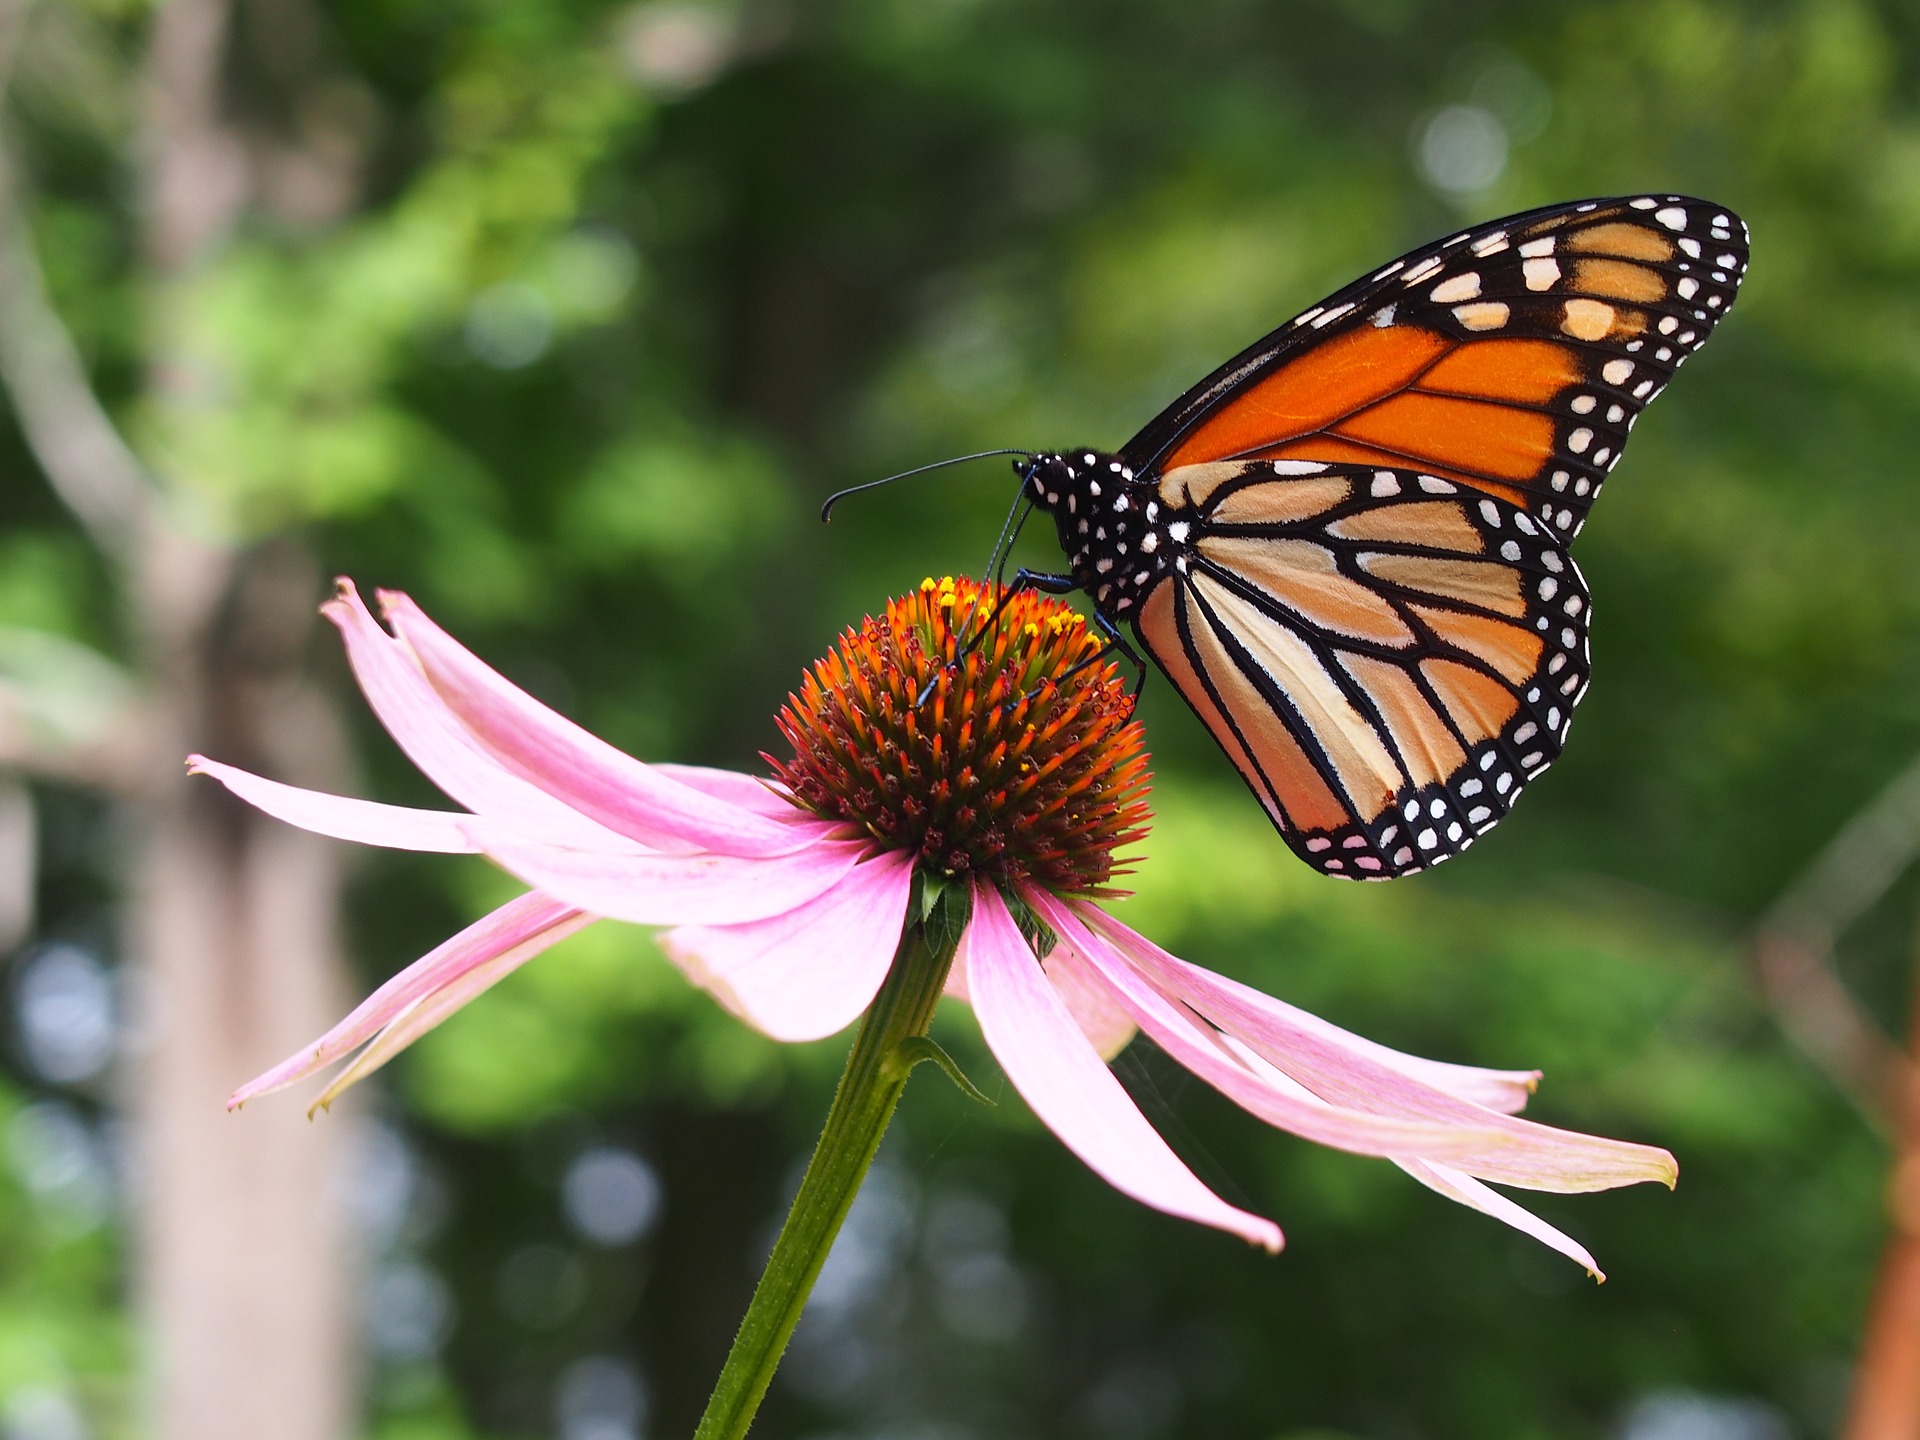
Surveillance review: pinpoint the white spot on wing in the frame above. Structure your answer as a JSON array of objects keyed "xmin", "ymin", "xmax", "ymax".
[
  {"xmin": 1430, "ymin": 272, "xmax": 1481, "ymax": 303},
  {"xmin": 1453, "ymin": 301, "xmax": 1510, "ymax": 331}
]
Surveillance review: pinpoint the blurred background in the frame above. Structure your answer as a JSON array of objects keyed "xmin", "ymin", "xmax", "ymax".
[{"xmin": 0, "ymin": 0, "xmax": 1913, "ymax": 1437}]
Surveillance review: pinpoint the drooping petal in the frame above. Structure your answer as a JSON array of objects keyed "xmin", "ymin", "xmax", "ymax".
[
  {"xmin": 1043, "ymin": 937, "xmax": 1138, "ymax": 1061},
  {"xmin": 658, "ymin": 849, "xmax": 915, "ymax": 1042},
  {"xmin": 1078, "ymin": 902, "xmax": 1670, "ymax": 1187},
  {"xmin": 188, "ymin": 756, "xmax": 480, "ymax": 854},
  {"xmin": 1036, "ymin": 893, "xmax": 1676, "ymax": 1193},
  {"xmin": 943, "ymin": 952, "xmax": 972, "ymax": 1003},
  {"xmin": 229, "ymin": 891, "xmax": 590, "ymax": 1108},
  {"xmin": 655, "ymin": 763, "xmax": 804, "ymax": 820},
  {"xmin": 1396, "ymin": 1158, "xmax": 1604, "ymax": 1281},
  {"xmin": 324, "ymin": 581, "xmax": 637, "ymax": 850},
  {"xmin": 470, "ymin": 823, "xmax": 871, "ymax": 928},
  {"xmin": 379, "ymin": 590, "xmax": 810, "ymax": 858},
  {"xmin": 310, "ymin": 924, "xmax": 567, "ymax": 1111},
  {"xmin": 963, "ymin": 881, "xmax": 1282, "ymax": 1252},
  {"xmin": 941, "ymin": 934, "xmax": 1134, "ymax": 1058},
  {"xmin": 1085, "ymin": 905, "xmax": 1539, "ymax": 1114}
]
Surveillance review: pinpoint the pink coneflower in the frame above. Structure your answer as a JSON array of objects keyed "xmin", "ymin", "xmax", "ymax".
[{"xmin": 196, "ymin": 574, "xmax": 1672, "ymax": 1280}]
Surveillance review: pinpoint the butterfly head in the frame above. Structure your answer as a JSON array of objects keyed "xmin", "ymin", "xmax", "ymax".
[{"xmin": 1024, "ymin": 450, "xmax": 1174, "ymax": 619}]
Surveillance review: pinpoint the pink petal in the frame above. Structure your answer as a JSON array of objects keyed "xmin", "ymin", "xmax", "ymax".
[
  {"xmin": 1036, "ymin": 894, "xmax": 1675, "ymax": 1193},
  {"xmin": 655, "ymin": 763, "xmax": 805, "ymax": 820},
  {"xmin": 379, "ymin": 589, "xmax": 810, "ymax": 858},
  {"xmin": 188, "ymin": 756, "xmax": 479, "ymax": 854},
  {"xmin": 324, "ymin": 581, "xmax": 638, "ymax": 850},
  {"xmin": 1396, "ymin": 1158, "xmax": 1604, "ymax": 1281},
  {"xmin": 311, "ymin": 926, "xmax": 562, "ymax": 1111},
  {"xmin": 229, "ymin": 891, "xmax": 590, "ymax": 1108},
  {"xmin": 941, "ymin": 937, "xmax": 1134, "ymax": 1058},
  {"xmin": 1043, "ymin": 937, "xmax": 1138, "ymax": 1061},
  {"xmin": 1086, "ymin": 906, "xmax": 1538, "ymax": 1114},
  {"xmin": 657, "ymin": 849, "xmax": 914, "ymax": 1041},
  {"xmin": 944, "ymin": 952, "xmax": 972, "ymax": 1003},
  {"xmin": 963, "ymin": 881, "xmax": 1282, "ymax": 1252},
  {"xmin": 470, "ymin": 823, "xmax": 871, "ymax": 927},
  {"xmin": 1078, "ymin": 902, "xmax": 1667, "ymax": 1186}
]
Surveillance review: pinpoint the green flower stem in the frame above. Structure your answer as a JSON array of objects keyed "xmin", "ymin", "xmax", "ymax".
[{"xmin": 692, "ymin": 887, "xmax": 967, "ymax": 1440}]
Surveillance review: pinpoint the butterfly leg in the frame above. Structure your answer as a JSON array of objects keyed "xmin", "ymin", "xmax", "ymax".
[
  {"xmin": 953, "ymin": 495, "xmax": 1038, "ymax": 642},
  {"xmin": 1007, "ymin": 567, "xmax": 1079, "ymax": 595},
  {"xmin": 1018, "ymin": 607, "xmax": 1148, "ymax": 713},
  {"xmin": 917, "ymin": 568, "xmax": 1081, "ymax": 707},
  {"xmin": 955, "ymin": 566, "xmax": 1077, "ymax": 649},
  {"xmin": 1091, "ymin": 610, "xmax": 1149, "ymax": 710}
]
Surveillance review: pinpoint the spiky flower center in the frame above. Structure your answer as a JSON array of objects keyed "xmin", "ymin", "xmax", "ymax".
[{"xmin": 772, "ymin": 576, "xmax": 1152, "ymax": 896}]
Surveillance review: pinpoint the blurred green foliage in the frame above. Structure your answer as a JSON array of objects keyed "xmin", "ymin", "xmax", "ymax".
[{"xmin": 8, "ymin": 0, "xmax": 1920, "ymax": 1436}]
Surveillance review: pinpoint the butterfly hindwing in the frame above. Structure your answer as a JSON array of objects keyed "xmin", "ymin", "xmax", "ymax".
[
  {"xmin": 1120, "ymin": 195, "xmax": 1750, "ymax": 539},
  {"xmin": 1132, "ymin": 460, "xmax": 1591, "ymax": 878}
]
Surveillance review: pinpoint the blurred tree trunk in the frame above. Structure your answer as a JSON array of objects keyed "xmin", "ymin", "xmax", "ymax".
[
  {"xmin": 0, "ymin": 0, "xmax": 361, "ymax": 1435},
  {"xmin": 1841, "ymin": 921, "xmax": 1920, "ymax": 1440},
  {"xmin": 1754, "ymin": 756, "xmax": 1920, "ymax": 1439},
  {"xmin": 133, "ymin": 2, "xmax": 360, "ymax": 1433},
  {"xmin": 127, "ymin": 540, "xmax": 358, "ymax": 1440}
]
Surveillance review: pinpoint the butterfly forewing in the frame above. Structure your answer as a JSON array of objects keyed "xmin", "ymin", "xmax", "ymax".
[
  {"xmin": 1120, "ymin": 196, "xmax": 1750, "ymax": 540},
  {"xmin": 1133, "ymin": 461, "xmax": 1592, "ymax": 878}
]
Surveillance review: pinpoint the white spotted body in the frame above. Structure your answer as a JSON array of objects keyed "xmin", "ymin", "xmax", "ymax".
[{"xmin": 1026, "ymin": 450, "xmax": 1182, "ymax": 619}]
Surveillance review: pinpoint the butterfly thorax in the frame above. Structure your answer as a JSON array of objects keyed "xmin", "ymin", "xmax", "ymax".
[{"xmin": 1025, "ymin": 450, "xmax": 1185, "ymax": 620}]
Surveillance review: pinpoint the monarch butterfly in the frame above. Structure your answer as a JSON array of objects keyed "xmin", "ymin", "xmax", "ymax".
[{"xmin": 1011, "ymin": 195, "xmax": 1748, "ymax": 879}]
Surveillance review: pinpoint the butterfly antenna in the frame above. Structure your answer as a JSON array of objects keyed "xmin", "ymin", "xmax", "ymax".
[{"xmin": 819, "ymin": 448, "xmax": 1034, "ymax": 522}]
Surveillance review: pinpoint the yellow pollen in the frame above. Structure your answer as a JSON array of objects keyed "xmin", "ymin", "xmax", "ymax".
[{"xmin": 921, "ymin": 577, "xmax": 936, "ymax": 592}]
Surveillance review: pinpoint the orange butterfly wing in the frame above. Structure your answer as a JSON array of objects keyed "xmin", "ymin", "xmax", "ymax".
[
  {"xmin": 1122, "ymin": 196, "xmax": 1750, "ymax": 540},
  {"xmin": 1113, "ymin": 195, "xmax": 1747, "ymax": 876},
  {"xmin": 1134, "ymin": 463, "xmax": 1583, "ymax": 877}
]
